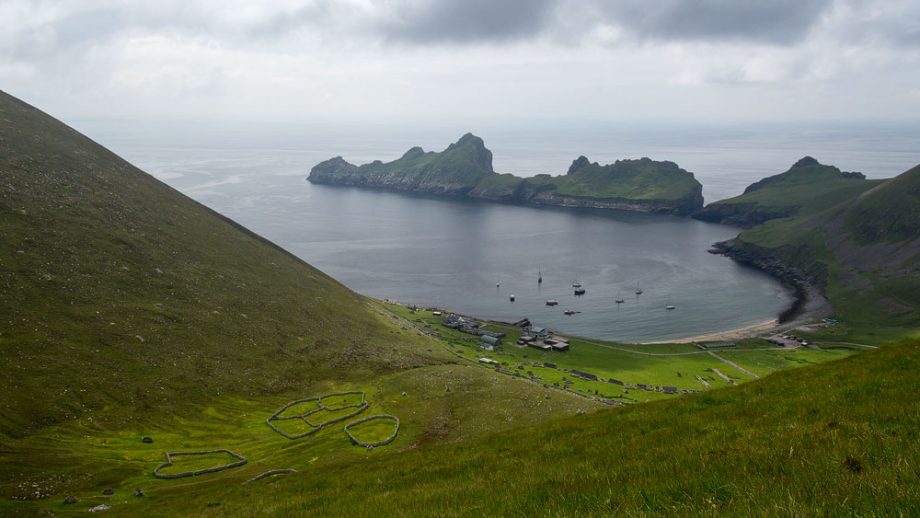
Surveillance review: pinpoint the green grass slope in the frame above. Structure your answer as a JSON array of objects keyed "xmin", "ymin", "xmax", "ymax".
[
  {"xmin": 0, "ymin": 89, "xmax": 599, "ymax": 499},
  {"xmin": 726, "ymin": 163, "xmax": 920, "ymax": 341},
  {"xmin": 3, "ymin": 90, "xmax": 916, "ymax": 515},
  {"xmin": 695, "ymin": 157, "xmax": 880, "ymax": 227},
  {"xmin": 78, "ymin": 339, "xmax": 920, "ymax": 516},
  {"xmin": 844, "ymin": 164, "xmax": 920, "ymax": 243},
  {"xmin": 0, "ymin": 90, "xmax": 435, "ymax": 437}
]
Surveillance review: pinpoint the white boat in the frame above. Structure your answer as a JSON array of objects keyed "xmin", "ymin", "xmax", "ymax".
[
  {"xmin": 666, "ymin": 305, "xmax": 676, "ymax": 310},
  {"xmin": 572, "ymin": 281, "xmax": 582, "ymax": 288},
  {"xmin": 546, "ymin": 299, "xmax": 559, "ymax": 306}
]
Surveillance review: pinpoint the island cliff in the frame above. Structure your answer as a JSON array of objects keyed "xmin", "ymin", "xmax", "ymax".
[{"xmin": 308, "ymin": 133, "xmax": 704, "ymax": 216}]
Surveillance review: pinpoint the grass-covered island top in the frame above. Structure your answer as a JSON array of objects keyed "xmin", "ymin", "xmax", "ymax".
[{"xmin": 308, "ymin": 133, "xmax": 704, "ymax": 216}]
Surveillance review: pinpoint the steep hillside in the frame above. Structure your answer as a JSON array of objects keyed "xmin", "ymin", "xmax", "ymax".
[
  {"xmin": 0, "ymin": 91, "xmax": 414, "ymax": 436},
  {"xmin": 69, "ymin": 339, "xmax": 920, "ymax": 516},
  {"xmin": 309, "ymin": 135, "xmax": 704, "ymax": 215},
  {"xmin": 694, "ymin": 157, "xmax": 880, "ymax": 227},
  {"xmin": 844, "ymin": 164, "xmax": 920, "ymax": 243},
  {"xmin": 718, "ymin": 163, "xmax": 920, "ymax": 340},
  {"xmin": 0, "ymin": 91, "xmax": 596, "ymax": 439},
  {"xmin": 0, "ymin": 91, "xmax": 604, "ymax": 512}
]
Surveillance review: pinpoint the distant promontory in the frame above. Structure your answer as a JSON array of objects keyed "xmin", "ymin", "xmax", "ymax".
[{"xmin": 308, "ymin": 133, "xmax": 704, "ymax": 216}]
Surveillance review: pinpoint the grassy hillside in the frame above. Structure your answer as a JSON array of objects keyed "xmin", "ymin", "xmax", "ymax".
[
  {"xmin": 309, "ymin": 136, "xmax": 704, "ymax": 215},
  {"xmin": 0, "ymin": 91, "xmax": 600, "ymax": 509},
  {"xmin": 35, "ymin": 339, "xmax": 918, "ymax": 516},
  {"xmin": 0, "ymin": 89, "xmax": 429, "ymax": 436},
  {"xmin": 694, "ymin": 157, "xmax": 880, "ymax": 227},
  {"xmin": 726, "ymin": 164, "xmax": 920, "ymax": 342},
  {"xmin": 844, "ymin": 164, "xmax": 920, "ymax": 244}
]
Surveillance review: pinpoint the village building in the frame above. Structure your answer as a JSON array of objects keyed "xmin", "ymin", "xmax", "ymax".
[
  {"xmin": 527, "ymin": 326, "xmax": 549, "ymax": 338},
  {"xmin": 480, "ymin": 334, "xmax": 500, "ymax": 350},
  {"xmin": 545, "ymin": 336, "xmax": 570, "ymax": 351}
]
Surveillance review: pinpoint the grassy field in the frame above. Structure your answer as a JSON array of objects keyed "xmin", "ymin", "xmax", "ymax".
[
  {"xmin": 13, "ymin": 339, "xmax": 913, "ymax": 516},
  {"xmin": 394, "ymin": 306, "xmax": 859, "ymax": 404}
]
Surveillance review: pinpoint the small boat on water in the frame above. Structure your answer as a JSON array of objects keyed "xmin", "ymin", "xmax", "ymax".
[
  {"xmin": 509, "ymin": 294, "xmax": 515, "ymax": 302},
  {"xmin": 538, "ymin": 270, "xmax": 543, "ymax": 284},
  {"xmin": 564, "ymin": 309, "xmax": 580, "ymax": 315},
  {"xmin": 615, "ymin": 298, "xmax": 625, "ymax": 304},
  {"xmin": 572, "ymin": 281, "xmax": 582, "ymax": 288},
  {"xmin": 546, "ymin": 299, "xmax": 559, "ymax": 306},
  {"xmin": 574, "ymin": 286, "xmax": 586, "ymax": 295},
  {"xmin": 666, "ymin": 305, "xmax": 676, "ymax": 310}
]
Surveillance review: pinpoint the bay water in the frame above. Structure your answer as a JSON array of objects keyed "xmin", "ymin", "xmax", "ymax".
[{"xmin": 73, "ymin": 120, "xmax": 919, "ymax": 342}]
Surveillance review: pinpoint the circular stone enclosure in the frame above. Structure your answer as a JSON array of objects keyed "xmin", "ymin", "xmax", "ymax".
[{"xmin": 344, "ymin": 415, "xmax": 400, "ymax": 449}]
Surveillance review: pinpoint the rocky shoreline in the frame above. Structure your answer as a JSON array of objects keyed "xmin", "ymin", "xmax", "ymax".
[{"xmin": 709, "ymin": 239, "xmax": 833, "ymax": 328}]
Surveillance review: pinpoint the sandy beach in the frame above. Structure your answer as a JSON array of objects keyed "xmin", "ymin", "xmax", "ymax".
[{"xmin": 643, "ymin": 318, "xmax": 780, "ymax": 344}]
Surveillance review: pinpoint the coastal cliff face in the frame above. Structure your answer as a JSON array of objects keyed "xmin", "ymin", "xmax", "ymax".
[
  {"xmin": 710, "ymin": 163, "xmax": 920, "ymax": 331},
  {"xmin": 308, "ymin": 134, "xmax": 492, "ymax": 196},
  {"xmin": 309, "ymin": 135, "xmax": 704, "ymax": 216}
]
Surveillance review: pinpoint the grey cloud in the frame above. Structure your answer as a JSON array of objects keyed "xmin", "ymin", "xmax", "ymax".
[
  {"xmin": 379, "ymin": 0, "xmax": 557, "ymax": 44},
  {"xmin": 2, "ymin": 4, "xmax": 211, "ymax": 60},
  {"xmin": 589, "ymin": 0, "xmax": 833, "ymax": 45},
  {"xmin": 1, "ymin": 0, "xmax": 915, "ymax": 63}
]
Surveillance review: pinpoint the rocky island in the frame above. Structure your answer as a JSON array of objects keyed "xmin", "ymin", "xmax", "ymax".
[{"xmin": 308, "ymin": 133, "xmax": 704, "ymax": 216}]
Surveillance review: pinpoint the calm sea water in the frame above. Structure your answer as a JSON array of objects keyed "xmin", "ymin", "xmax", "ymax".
[{"xmin": 73, "ymin": 120, "xmax": 919, "ymax": 342}]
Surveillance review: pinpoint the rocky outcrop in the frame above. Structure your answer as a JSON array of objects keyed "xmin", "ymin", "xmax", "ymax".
[
  {"xmin": 309, "ymin": 135, "xmax": 704, "ymax": 216},
  {"xmin": 709, "ymin": 239, "xmax": 831, "ymax": 323}
]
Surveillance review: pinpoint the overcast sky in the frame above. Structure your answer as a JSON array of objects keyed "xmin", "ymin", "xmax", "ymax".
[{"xmin": 2, "ymin": 0, "xmax": 920, "ymax": 126}]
